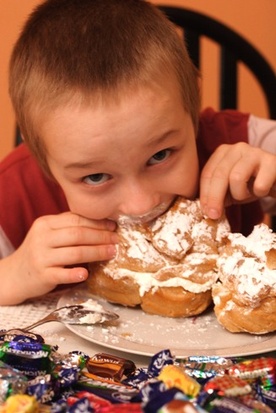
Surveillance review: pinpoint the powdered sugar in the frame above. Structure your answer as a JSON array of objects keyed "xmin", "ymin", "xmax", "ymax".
[
  {"xmin": 122, "ymin": 229, "xmax": 162, "ymax": 264},
  {"xmin": 151, "ymin": 208, "xmax": 195, "ymax": 255},
  {"xmin": 228, "ymin": 223, "xmax": 275, "ymax": 260},
  {"xmin": 81, "ymin": 298, "xmax": 105, "ymax": 312},
  {"xmin": 105, "ymin": 198, "xmax": 230, "ymax": 296},
  {"xmin": 217, "ymin": 224, "xmax": 276, "ymax": 305}
]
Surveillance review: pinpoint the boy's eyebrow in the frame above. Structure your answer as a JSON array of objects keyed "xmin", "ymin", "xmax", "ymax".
[
  {"xmin": 146, "ymin": 129, "xmax": 178, "ymax": 146},
  {"xmin": 64, "ymin": 129, "xmax": 179, "ymax": 170},
  {"xmin": 64, "ymin": 160, "xmax": 103, "ymax": 170}
]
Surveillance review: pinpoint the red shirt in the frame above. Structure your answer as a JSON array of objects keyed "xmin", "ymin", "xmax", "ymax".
[{"xmin": 0, "ymin": 108, "xmax": 263, "ymax": 250}]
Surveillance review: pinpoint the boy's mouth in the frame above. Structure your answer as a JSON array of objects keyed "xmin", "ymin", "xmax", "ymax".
[{"xmin": 117, "ymin": 198, "xmax": 176, "ymax": 225}]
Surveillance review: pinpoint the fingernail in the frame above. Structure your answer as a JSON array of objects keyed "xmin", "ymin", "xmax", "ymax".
[
  {"xmin": 107, "ymin": 245, "xmax": 117, "ymax": 258},
  {"xmin": 207, "ymin": 208, "xmax": 220, "ymax": 220},
  {"xmin": 77, "ymin": 271, "xmax": 87, "ymax": 281}
]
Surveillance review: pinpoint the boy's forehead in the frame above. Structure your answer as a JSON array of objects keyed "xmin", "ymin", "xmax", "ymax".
[
  {"xmin": 40, "ymin": 78, "xmax": 190, "ymax": 151},
  {"xmin": 37, "ymin": 70, "xmax": 182, "ymax": 121}
]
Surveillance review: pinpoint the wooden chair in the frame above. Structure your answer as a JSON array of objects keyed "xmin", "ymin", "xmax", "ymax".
[
  {"xmin": 158, "ymin": 5, "xmax": 276, "ymax": 230},
  {"xmin": 158, "ymin": 6, "xmax": 276, "ymax": 117}
]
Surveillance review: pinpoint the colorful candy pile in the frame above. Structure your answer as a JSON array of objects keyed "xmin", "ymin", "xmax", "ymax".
[{"xmin": 0, "ymin": 329, "xmax": 274, "ymax": 412}]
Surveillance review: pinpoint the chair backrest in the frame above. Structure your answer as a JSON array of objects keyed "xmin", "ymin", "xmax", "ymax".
[
  {"xmin": 158, "ymin": 6, "xmax": 276, "ymax": 231},
  {"xmin": 158, "ymin": 6, "xmax": 276, "ymax": 119}
]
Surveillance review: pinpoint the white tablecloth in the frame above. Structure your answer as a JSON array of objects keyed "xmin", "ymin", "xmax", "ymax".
[{"xmin": 0, "ymin": 290, "xmax": 150, "ymax": 367}]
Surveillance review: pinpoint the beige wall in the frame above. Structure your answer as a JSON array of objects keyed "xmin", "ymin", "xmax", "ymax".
[{"xmin": 1, "ymin": 0, "xmax": 275, "ymax": 160}]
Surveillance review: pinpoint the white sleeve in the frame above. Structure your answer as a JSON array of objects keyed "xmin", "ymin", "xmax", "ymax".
[
  {"xmin": 248, "ymin": 114, "xmax": 276, "ymax": 154},
  {"xmin": 0, "ymin": 227, "xmax": 15, "ymax": 259},
  {"xmin": 248, "ymin": 114, "xmax": 276, "ymax": 215}
]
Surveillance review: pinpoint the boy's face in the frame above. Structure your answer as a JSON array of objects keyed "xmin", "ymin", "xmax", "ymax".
[{"xmin": 41, "ymin": 77, "xmax": 199, "ymax": 223}]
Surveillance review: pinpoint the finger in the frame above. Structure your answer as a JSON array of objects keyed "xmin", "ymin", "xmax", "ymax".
[
  {"xmin": 200, "ymin": 145, "xmax": 229, "ymax": 203},
  {"xmin": 200, "ymin": 145, "xmax": 235, "ymax": 218},
  {"xmin": 227, "ymin": 162, "xmax": 257, "ymax": 201},
  {"xmin": 45, "ymin": 243, "xmax": 117, "ymax": 267},
  {"xmin": 253, "ymin": 156, "xmax": 276, "ymax": 197},
  {"xmin": 48, "ymin": 226, "xmax": 119, "ymax": 248},
  {"xmin": 228, "ymin": 149, "xmax": 275, "ymax": 200},
  {"xmin": 47, "ymin": 266, "xmax": 90, "ymax": 286},
  {"xmin": 66, "ymin": 266, "xmax": 90, "ymax": 283},
  {"xmin": 41, "ymin": 212, "xmax": 117, "ymax": 231}
]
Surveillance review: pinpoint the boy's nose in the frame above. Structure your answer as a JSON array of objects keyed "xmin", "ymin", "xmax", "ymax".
[{"xmin": 117, "ymin": 181, "xmax": 160, "ymax": 221}]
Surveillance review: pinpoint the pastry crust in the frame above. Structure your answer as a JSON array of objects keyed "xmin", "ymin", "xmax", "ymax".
[
  {"xmin": 87, "ymin": 197, "xmax": 230, "ymax": 318},
  {"xmin": 212, "ymin": 283, "xmax": 276, "ymax": 334},
  {"xmin": 87, "ymin": 199, "xmax": 276, "ymax": 332},
  {"xmin": 212, "ymin": 224, "xmax": 276, "ymax": 334}
]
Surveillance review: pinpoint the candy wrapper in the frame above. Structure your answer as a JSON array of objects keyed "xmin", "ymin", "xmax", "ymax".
[
  {"xmin": 0, "ymin": 334, "xmax": 53, "ymax": 379},
  {"xmin": 86, "ymin": 353, "xmax": 136, "ymax": 382},
  {"xmin": 0, "ymin": 394, "xmax": 40, "ymax": 413},
  {"xmin": 76, "ymin": 374, "xmax": 139, "ymax": 404},
  {"xmin": 158, "ymin": 365, "xmax": 201, "ymax": 397},
  {"xmin": 0, "ymin": 330, "xmax": 44, "ymax": 345},
  {"xmin": 147, "ymin": 350, "xmax": 174, "ymax": 377},
  {"xmin": 203, "ymin": 375, "xmax": 252, "ymax": 397},
  {"xmin": 227, "ymin": 357, "xmax": 276, "ymax": 387},
  {"xmin": 0, "ymin": 331, "xmax": 275, "ymax": 412},
  {"xmin": 176, "ymin": 356, "xmax": 233, "ymax": 383},
  {"xmin": 0, "ymin": 361, "xmax": 28, "ymax": 403}
]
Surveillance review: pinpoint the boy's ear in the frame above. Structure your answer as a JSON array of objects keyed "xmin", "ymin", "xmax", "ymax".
[
  {"xmin": 15, "ymin": 127, "xmax": 24, "ymax": 145},
  {"xmin": 197, "ymin": 76, "xmax": 202, "ymax": 92}
]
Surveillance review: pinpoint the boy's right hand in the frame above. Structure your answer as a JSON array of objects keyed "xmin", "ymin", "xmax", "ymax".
[
  {"xmin": 0, "ymin": 212, "xmax": 118, "ymax": 305},
  {"xmin": 200, "ymin": 143, "xmax": 276, "ymax": 219}
]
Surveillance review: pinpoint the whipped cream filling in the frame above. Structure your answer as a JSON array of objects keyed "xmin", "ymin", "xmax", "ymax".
[{"xmin": 103, "ymin": 265, "xmax": 218, "ymax": 295}]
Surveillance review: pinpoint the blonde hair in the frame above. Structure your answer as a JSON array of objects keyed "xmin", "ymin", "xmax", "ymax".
[{"xmin": 9, "ymin": 0, "xmax": 200, "ymax": 175}]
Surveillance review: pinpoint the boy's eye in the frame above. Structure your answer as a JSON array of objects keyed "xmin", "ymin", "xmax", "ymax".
[
  {"xmin": 148, "ymin": 149, "xmax": 171, "ymax": 165},
  {"xmin": 83, "ymin": 173, "xmax": 110, "ymax": 185}
]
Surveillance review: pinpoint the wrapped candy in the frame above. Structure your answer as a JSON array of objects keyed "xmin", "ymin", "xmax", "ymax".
[
  {"xmin": 0, "ymin": 330, "xmax": 275, "ymax": 413},
  {"xmin": 158, "ymin": 365, "xmax": 201, "ymax": 398}
]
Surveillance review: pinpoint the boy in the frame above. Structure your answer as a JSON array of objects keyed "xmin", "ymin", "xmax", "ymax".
[{"xmin": 0, "ymin": 0, "xmax": 275, "ymax": 305}]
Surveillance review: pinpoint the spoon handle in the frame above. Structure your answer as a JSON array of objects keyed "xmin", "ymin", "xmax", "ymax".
[
  {"xmin": 20, "ymin": 305, "xmax": 82, "ymax": 331},
  {"xmin": 22, "ymin": 314, "xmax": 57, "ymax": 331}
]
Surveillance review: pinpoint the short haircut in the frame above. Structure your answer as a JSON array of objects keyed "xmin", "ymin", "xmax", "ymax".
[{"xmin": 9, "ymin": 0, "xmax": 200, "ymax": 174}]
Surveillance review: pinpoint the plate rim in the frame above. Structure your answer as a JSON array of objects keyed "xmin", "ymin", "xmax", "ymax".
[{"xmin": 58, "ymin": 287, "xmax": 276, "ymax": 358}]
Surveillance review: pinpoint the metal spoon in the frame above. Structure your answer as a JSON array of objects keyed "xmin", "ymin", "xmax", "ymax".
[{"xmin": 15, "ymin": 304, "xmax": 119, "ymax": 331}]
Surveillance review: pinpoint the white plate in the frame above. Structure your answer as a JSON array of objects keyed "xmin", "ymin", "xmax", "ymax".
[{"xmin": 58, "ymin": 287, "xmax": 276, "ymax": 358}]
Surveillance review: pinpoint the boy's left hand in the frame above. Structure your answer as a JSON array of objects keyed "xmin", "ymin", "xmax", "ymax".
[{"xmin": 200, "ymin": 142, "xmax": 276, "ymax": 219}]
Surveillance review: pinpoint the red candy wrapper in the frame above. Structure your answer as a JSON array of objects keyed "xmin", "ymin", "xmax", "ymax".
[
  {"xmin": 227, "ymin": 357, "xmax": 276, "ymax": 387},
  {"xmin": 203, "ymin": 375, "xmax": 252, "ymax": 397},
  {"xmin": 67, "ymin": 391, "xmax": 142, "ymax": 412}
]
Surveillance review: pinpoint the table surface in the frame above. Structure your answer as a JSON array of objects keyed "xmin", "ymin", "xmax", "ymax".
[
  {"xmin": 0, "ymin": 289, "xmax": 274, "ymax": 367},
  {"xmin": 0, "ymin": 290, "xmax": 152, "ymax": 366}
]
